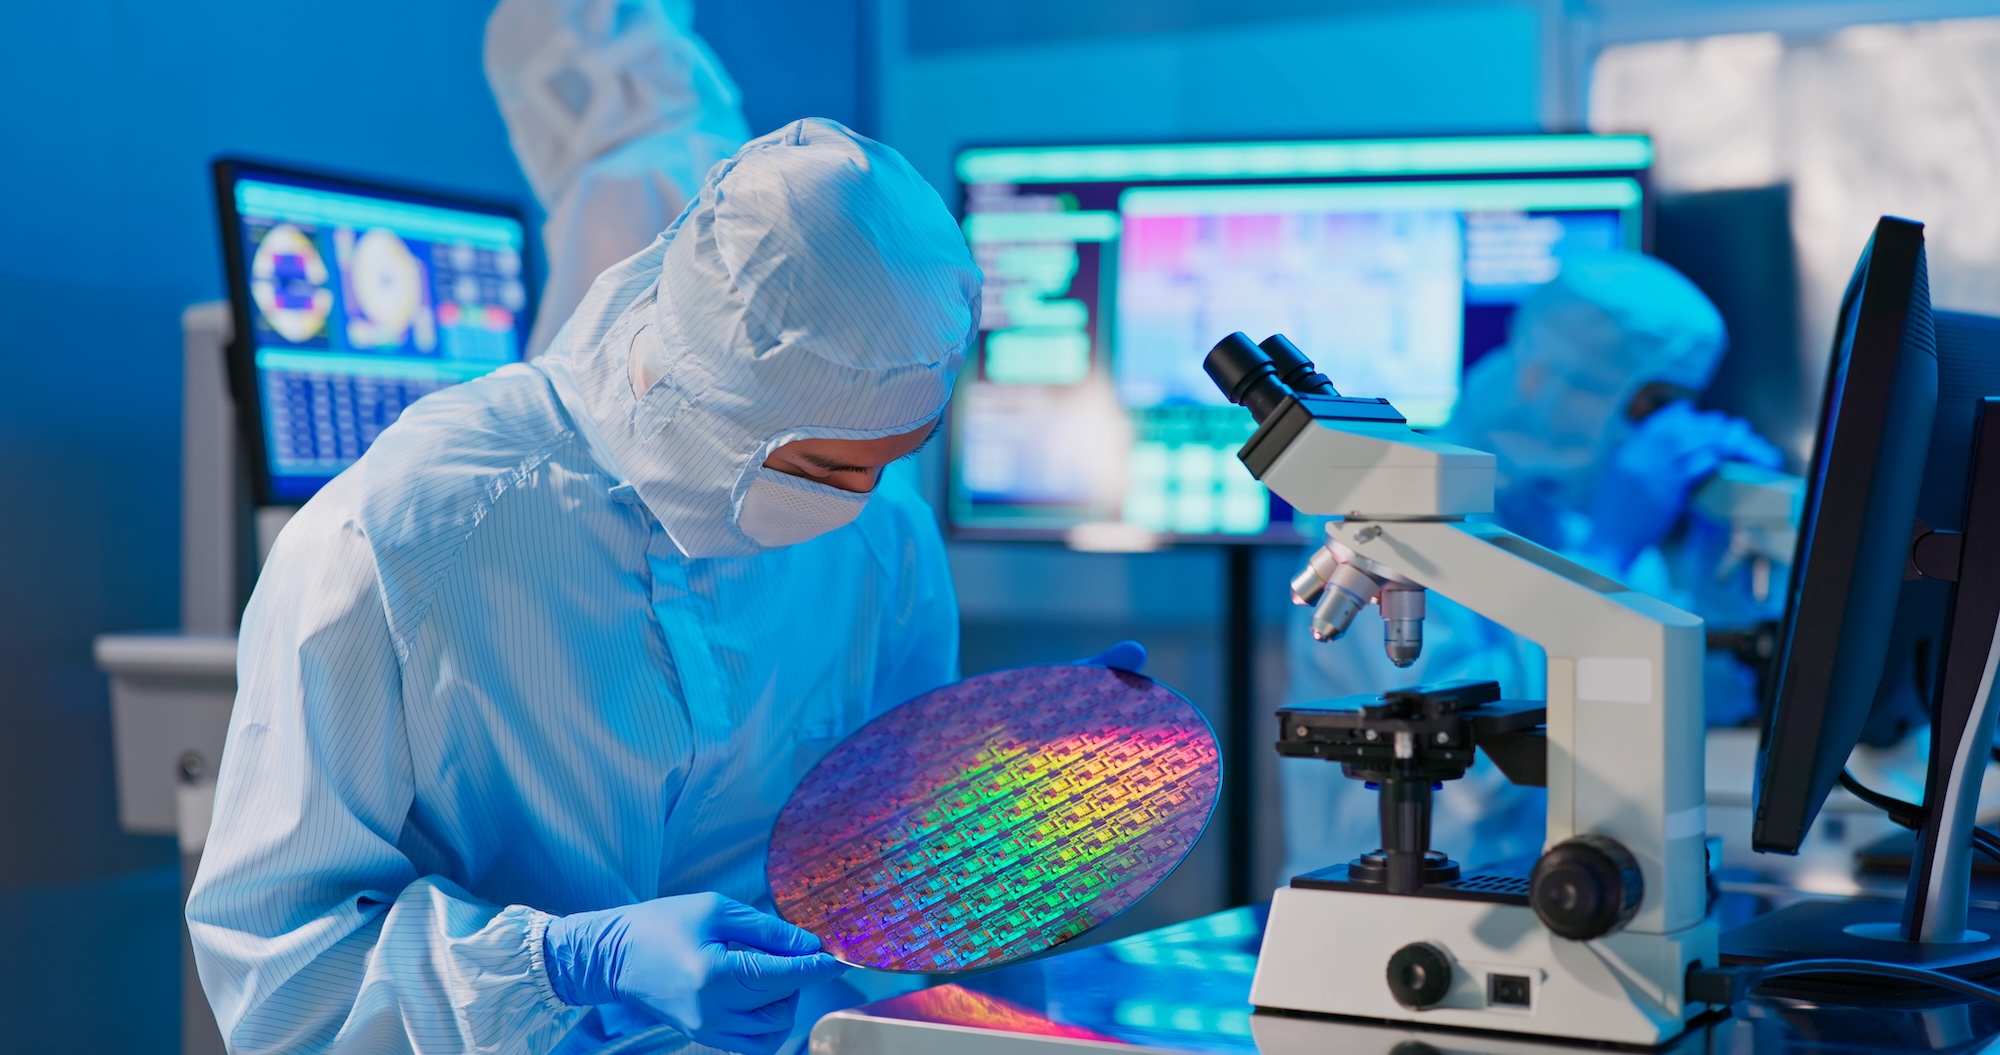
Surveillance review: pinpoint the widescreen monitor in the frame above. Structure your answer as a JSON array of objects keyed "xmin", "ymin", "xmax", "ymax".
[
  {"xmin": 214, "ymin": 159, "xmax": 532, "ymax": 505},
  {"xmin": 947, "ymin": 133, "xmax": 1653, "ymax": 542},
  {"xmin": 1754, "ymin": 216, "xmax": 1935, "ymax": 855}
]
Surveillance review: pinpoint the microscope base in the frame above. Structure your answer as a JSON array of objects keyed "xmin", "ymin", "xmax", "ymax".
[{"xmin": 1251, "ymin": 884, "xmax": 1717, "ymax": 1047}]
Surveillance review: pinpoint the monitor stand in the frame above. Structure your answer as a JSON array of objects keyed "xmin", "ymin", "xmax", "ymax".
[
  {"xmin": 1721, "ymin": 900, "xmax": 2000, "ymax": 978},
  {"xmin": 1724, "ymin": 397, "xmax": 2000, "ymax": 980}
]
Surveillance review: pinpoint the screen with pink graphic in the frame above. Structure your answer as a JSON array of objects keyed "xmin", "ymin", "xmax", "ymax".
[
  {"xmin": 947, "ymin": 136, "xmax": 1651, "ymax": 542},
  {"xmin": 1116, "ymin": 203, "xmax": 1465, "ymax": 423}
]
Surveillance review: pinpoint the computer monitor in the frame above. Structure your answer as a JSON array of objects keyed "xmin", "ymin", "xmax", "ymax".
[
  {"xmin": 1864, "ymin": 311, "xmax": 2000, "ymax": 748},
  {"xmin": 213, "ymin": 159, "xmax": 532, "ymax": 505},
  {"xmin": 1733, "ymin": 218, "xmax": 2000, "ymax": 970},
  {"xmin": 1754, "ymin": 216, "xmax": 1937, "ymax": 857},
  {"xmin": 946, "ymin": 133, "xmax": 1653, "ymax": 542}
]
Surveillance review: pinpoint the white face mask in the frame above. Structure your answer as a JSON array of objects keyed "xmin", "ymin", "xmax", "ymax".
[{"xmin": 735, "ymin": 467, "xmax": 870, "ymax": 547}]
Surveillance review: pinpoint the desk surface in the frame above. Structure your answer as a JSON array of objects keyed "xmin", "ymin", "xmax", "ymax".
[{"xmin": 812, "ymin": 904, "xmax": 2000, "ymax": 1054}]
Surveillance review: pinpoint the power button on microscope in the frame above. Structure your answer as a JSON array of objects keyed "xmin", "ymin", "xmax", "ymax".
[{"xmin": 1386, "ymin": 942, "xmax": 1453, "ymax": 1009}]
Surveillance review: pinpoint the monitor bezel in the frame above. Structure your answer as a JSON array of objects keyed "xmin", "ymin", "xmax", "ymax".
[
  {"xmin": 211, "ymin": 157, "xmax": 535, "ymax": 508},
  {"xmin": 942, "ymin": 131, "xmax": 1655, "ymax": 548}
]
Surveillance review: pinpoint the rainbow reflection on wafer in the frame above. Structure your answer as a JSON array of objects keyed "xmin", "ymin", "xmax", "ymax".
[{"xmin": 769, "ymin": 665, "xmax": 1220, "ymax": 973}]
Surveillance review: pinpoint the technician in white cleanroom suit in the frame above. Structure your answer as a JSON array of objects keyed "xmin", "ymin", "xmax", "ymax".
[
  {"xmin": 1279, "ymin": 252, "xmax": 1782, "ymax": 883},
  {"xmin": 485, "ymin": 0, "xmax": 749, "ymax": 357},
  {"xmin": 187, "ymin": 121, "xmax": 979, "ymax": 1055}
]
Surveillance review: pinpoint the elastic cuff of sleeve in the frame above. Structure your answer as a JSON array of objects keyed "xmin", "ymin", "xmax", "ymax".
[{"xmin": 521, "ymin": 908, "xmax": 576, "ymax": 1014}]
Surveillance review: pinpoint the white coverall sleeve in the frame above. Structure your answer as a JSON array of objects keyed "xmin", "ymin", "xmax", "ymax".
[{"xmin": 186, "ymin": 505, "xmax": 581, "ymax": 1054}]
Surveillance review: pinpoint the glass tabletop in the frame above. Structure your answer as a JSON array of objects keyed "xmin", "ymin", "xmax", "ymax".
[{"xmin": 823, "ymin": 904, "xmax": 2000, "ymax": 1054}]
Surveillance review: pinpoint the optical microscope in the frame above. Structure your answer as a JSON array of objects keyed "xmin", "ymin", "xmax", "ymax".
[
  {"xmin": 1205, "ymin": 333, "xmax": 1716, "ymax": 1045},
  {"xmin": 1692, "ymin": 462, "xmax": 1803, "ymax": 606}
]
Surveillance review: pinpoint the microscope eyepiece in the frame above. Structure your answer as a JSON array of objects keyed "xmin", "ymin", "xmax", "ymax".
[
  {"xmin": 1203, "ymin": 332, "xmax": 1291, "ymax": 425},
  {"xmin": 1259, "ymin": 334, "xmax": 1339, "ymax": 396}
]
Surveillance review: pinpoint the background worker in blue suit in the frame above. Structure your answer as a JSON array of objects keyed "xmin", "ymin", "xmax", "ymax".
[
  {"xmin": 1279, "ymin": 252, "xmax": 1783, "ymax": 885},
  {"xmin": 484, "ymin": 0, "xmax": 750, "ymax": 358},
  {"xmin": 188, "ymin": 120, "xmax": 981, "ymax": 1055}
]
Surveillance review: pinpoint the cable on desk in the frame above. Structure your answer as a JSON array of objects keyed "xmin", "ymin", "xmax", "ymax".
[
  {"xmin": 1839, "ymin": 770, "xmax": 2000, "ymax": 863},
  {"xmin": 1839, "ymin": 770, "xmax": 1920, "ymax": 825},
  {"xmin": 1688, "ymin": 959, "xmax": 2000, "ymax": 1007}
]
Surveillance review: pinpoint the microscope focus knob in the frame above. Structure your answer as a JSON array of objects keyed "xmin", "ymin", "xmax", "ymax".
[
  {"xmin": 1531, "ymin": 835, "xmax": 1643, "ymax": 940},
  {"xmin": 1385, "ymin": 942, "xmax": 1453, "ymax": 1009}
]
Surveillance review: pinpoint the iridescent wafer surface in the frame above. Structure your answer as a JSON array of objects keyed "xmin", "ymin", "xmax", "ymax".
[{"xmin": 768, "ymin": 665, "xmax": 1220, "ymax": 973}]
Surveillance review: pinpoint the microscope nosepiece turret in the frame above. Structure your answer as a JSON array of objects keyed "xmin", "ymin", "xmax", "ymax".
[{"xmin": 1293, "ymin": 540, "xmax": 1428, "ymax": 663}]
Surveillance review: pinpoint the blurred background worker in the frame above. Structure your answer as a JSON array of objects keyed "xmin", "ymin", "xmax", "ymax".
[
  {"xmin": 485, "ymin": 0, "xmax": 749, "ymax": 357},
  {"xmin": 1278, "ymin": 251, "xmax": 1784, "ymax": 884}
]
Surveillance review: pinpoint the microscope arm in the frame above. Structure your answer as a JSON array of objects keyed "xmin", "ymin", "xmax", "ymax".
[
  {"xmin": 1210, "ymin": 333, "xmax": 1716, "ymax": 1040},
  {"xmin": 1319, "ymin": 516, "xmax": 1709, "ymax": 939}
]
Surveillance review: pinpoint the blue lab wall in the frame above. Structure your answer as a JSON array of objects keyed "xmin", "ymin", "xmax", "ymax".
[
  {"xmin": 0, "ymin": 1, "xmax": 861, "ymax": 1050},
  {"xmin": 882, "ymin": 1, "xmax": 1543, "ymax": 198},
  {"xmin": 0, "ymin": 0, "xmax": 516, "ymax": 895}
]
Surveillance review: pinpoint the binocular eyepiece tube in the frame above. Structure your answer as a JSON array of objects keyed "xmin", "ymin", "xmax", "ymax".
[
  {"xmin": 1258, "ymin": 333, "xmax": 1338, "ymax": 396},
  {"xmin": 1207, "ymin": 332, "xmax": 1424, "ymax": 666},
  {"xmin": 1203, "ymin": 331, "xmax": 1340, "ymax": 423},
  {"xmin": 1204, "ymin": 332, "xmax": 1290, "ymax": 424}
]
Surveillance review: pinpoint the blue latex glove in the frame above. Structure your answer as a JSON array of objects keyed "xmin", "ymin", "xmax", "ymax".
[
  {"xmin": 1075, "ymin": 640, "xmax": 1148, "ymax": 674},
  {"xmin": 1582, "ymin": 401, "xmax": 1782, "ymax": 573},
  {"xmin": 542, "ymin": 892, "xmax": 847, "ymax": 1055}
]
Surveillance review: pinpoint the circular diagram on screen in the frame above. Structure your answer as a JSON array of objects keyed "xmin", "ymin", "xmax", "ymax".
[
  {"xmin": 249, "ymin": 224, "xmax": 333, "ymax": 343},
  {"xmin": 768, "ymin": 664, "xmax": 1220, "ymax": 974},
  {"xmin": 348, "ymin": 227, "xmax": 423, "ymax": 345}
]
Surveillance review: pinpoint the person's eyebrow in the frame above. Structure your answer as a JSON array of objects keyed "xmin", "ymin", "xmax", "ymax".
[{"xmin": 798, "ymin": 451, "xmax": 874, "ymax": 474}]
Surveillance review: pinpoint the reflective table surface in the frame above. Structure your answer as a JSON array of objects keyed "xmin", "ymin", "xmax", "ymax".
[{"xmin": 811, "ymin": 905, "xmax": 2000, "ymax": 1054}]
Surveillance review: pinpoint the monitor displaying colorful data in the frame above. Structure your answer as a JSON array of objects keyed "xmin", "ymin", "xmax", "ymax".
[
  {"xmin": 214, "ymin": 160, "xmax": 531, "ymax": 504},
  {"xmin": 948, "ymin": 134, "xmax": 1653, "ymax": 542}
]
